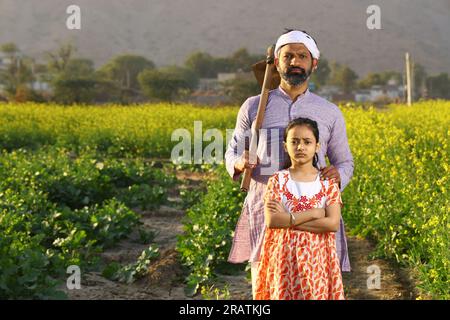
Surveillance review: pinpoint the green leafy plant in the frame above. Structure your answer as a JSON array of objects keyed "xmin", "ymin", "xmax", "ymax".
[
  {"xmin": 176, "ymin": 166, "xmax": 244, "ymax": 296},
  {"xmin": 201, "ymin": 284, "xmax": 231, "ymax": 300},
  {"xmin": 103, "ymin": 245, "xmax": 160, "ymax": 284}
]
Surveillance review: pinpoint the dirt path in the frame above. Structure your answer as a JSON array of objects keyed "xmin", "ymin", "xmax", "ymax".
[
  {"xmin": 342, "ymin": 236, "xmax": 417, "ymax": 299},
  {"xmin": 64, "ymin": 169, "xmax": 203, "ymax": 300},
  {"xmin": 64, "ymin": 170, "xmax": 416, "ymax": 300}
]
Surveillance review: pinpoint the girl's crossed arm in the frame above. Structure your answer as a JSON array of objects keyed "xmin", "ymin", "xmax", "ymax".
[
  {"xmin": 293, "ymin": 204, "xmax": 340, "ymax": 233},
  {"xmin": 264, "ymin": 200, "xmax": 324, "ymax": 229},
  {"xmin": 294, "ymin": 181, "xmax": 342, "ymax": 233}
]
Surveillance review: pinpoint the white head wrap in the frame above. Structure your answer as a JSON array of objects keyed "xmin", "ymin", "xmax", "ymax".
[{"xmin": 274, "ymin": 30, "xmax": 320, "ymax": 60}]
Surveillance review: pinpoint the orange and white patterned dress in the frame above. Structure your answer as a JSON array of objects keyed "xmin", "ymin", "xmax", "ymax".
[{"xmin": 255, "ymin": 169, "xmax": 345, "ymax": 300}]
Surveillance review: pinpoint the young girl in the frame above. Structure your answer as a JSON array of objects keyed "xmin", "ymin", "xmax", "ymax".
[{"xmin": 255, "ymin": 117, "xmax": 345, "ymax": 300}]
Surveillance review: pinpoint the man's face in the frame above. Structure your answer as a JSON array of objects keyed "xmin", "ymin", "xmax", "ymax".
[{"xmin": 275, "ymin": 43, "xmax": 317, "ymax": 87}]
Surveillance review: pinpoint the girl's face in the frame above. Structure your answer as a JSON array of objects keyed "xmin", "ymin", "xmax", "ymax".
[{"xmin": 284, "ymin": 125, "xmax": 320, "ymax": 166}]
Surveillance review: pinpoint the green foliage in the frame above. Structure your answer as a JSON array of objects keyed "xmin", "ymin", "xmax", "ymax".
[
  {"xmin": 185, "ymin": 52, "xmax": 217, "ymax": 78},
  {"xmin": 52, "ymin": 78, "xmax": 98, "ymax": 104},
  {"xmin": 426, "ymin": 73, "xmax": 450, "ymax": 99},
  {"xmin": 329, "ymin": 62, "xmax": 358, "ymax": 93},
  {"xmin": 310, "ymin": 57, "xmax": 331, "ymax": 87},
  {"xmin": 102, "ymin": 245, "xmax": 159, "ymax": 284},
  {"xmin": 184, "ymin": 48, "xmax": 264, "ymax": 78},
  {"xmin": 342, "ymin": 101, "xmax": 449, "ymax": 299},
  {"xmin": 46, "ymin": 42, "xmax": 76, "ymax": 73},
  {"xmin": 221, "ymin": 78, "xmax": 259, "ymax": 105},
  {"xmin": 99, "ymin": 54, "xmax": 155, "ymax": 90},
  {"xmin": 173, "ymin": 101, "xmax": 449, "ymax": 299},
  {"xmin": 176, "ymin": 166, "xmax": 244, "ymax": 296},
  {"xmin": 0, "ymin": 210, "xmax": 64, "ymax": 299},
  {"xmin": 136, "ymin": 228, "xmax": 157, "ymax": 244},
  {"xmin": 413, "ymin": 63, "xmax": 427, "ymax": 99},
  {"xmin": 1, "ymin": 100, "xmax": 448, "ymax": 300},
  {"xmin": 228, "ymin": 48, "xmax": 264, "ymax": 72},
  {"xmin": 201, "ymin": 284, "xmax": 230, "ymax": 300},
  {"xmin": 0, "ymin": 43, "xmax": 34, "ymax": 99},
  {"xmin": 52, "ymin": 59, "xmax": 98, "ymax": 104},
  {"xmin": 357, "ymin": 71, "xmax": 402, "ymax": 89},
  {"xmin": 179, "ymin": 188, "xmax": 203, "ymax": 210},
  {"xmin": 0, "ymin": 183, "xmax": 141, "ymax": 298},
  {"xmin": 98, "ymin": 54, "xmax": 155, "ymax": 103},
  {"xmin": 0, "ymin": 103, "xmax": 238, "ymax": 157},
  {"xmin": 45, "ymin": 44, "xmax": 101, "ymax": 104},
  {"xmin": 0, "ymin": 147, "xmax": 175, "ymax": 210},
  {"xmin": 138, "ymin": 66, "xmax": 199, "ymax": 102},
  {"xmin": 0, "ymin": 146, "xmax": 174, "ymax": 298}
]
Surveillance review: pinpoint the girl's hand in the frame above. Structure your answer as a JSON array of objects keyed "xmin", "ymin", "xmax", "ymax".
[
  {"xmin": 264, "ymin": 199, "xmax": 290, "ymax": 228},
  {"xmin": 265, "ymin": 199, "xmax": 287, "ymax": 216},
  {"xmin": 311, "ymin": 208, "xmax": 326, "ymax": 219}
]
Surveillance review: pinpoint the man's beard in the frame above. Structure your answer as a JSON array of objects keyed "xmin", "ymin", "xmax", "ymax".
[{"xmin": 279, "ymin": 65, "xmax": 313, "ymax": 86}]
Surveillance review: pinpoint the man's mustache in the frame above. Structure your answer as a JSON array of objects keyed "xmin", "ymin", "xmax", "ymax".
[{"xmin": 287, "ymin": 66, "xmax": 306, "ymax": 75}]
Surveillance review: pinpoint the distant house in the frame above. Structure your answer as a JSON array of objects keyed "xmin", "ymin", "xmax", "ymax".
[
  {"xmin": 332, "ymin": 92, "xmax": 356, "ymax": 102},
  {"xmin": 31, "ymin": 79, "xmax": 50, "ymax": 92},
  {"xmin": 0, "ymin": 54, "xmax": 52, "ymax": 97},
  {"xmin": 197, "ymin": 78, "xmax": 221, "ymax": 92},
  {"xmin": 0, "ymin": 54, "xmax": 9, "ymax": 95},
  {"xmin": 187, "ymin": 91, "xmax": 231, "ymax": 105},
  {"xmin": 354, "ymin": 89, "xmax": 372, "ymax": 102},
  {"xmin": 368, "ymin": 84, "xmax": 404, "ymax": 102},
  {"xmin": 188, "ymin": 71, "xmax": 253, "ymax": 105},
  {"xmin": 369, "ymin": 85, "xmax": 384, "ymax": 101},
  {"xmin": 384, "ymin": 84, "xmax": 404, "ymax": 101},
  {"xmin": 354, "ymin": 78, "xmax": 404, "ymax": 103},
  {"xmin": 217, "ymin": 71, "xmax": 253, "ymax": 82},
  {"xmin": 316, "ymin": 85, "xmax": 355, "ymax": 102},
  {"xmin": 0, "ymin": 53, "xmax": 11, "ymax": 70},
  {"xmin": 217, "ymin": 73, "xmax": 236, "ymax": 82},
  {"xmin": 188, "ymin": 77, "xmax": 227, "ymax": 105},
  {"xmin": 30, "ymin": 62, "xmax": 52, "ymax": 93}
]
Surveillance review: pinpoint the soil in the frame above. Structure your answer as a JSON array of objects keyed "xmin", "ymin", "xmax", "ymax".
[{"xmin": 63, "ymin": 169, "xmax": 417, "ymax": 300}]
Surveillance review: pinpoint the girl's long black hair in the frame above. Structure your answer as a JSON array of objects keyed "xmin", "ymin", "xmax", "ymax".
[{"xmin": 282, "ymin": 117, "xmax": 320, "ymax": 170}]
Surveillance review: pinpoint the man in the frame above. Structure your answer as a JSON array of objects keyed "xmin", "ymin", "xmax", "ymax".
[{"xmin": 225, "ymin": 30, "xmax": 354, "ymax": 297}]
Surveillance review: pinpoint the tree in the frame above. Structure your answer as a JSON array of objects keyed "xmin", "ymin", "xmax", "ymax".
[
  {"xmin": 185, "ymin": 48, "xmax": 264, "ymax": 79},
  {"xmin": 98, "ymin": 54, "xmax": 155, "ymax": 102},
  {"xmin": 310, "ymin": 57, "xmax": 330, "ymax": 88},
  {"xmin": 358, "ymin": 71, "xmax": 402, "ymax": 89},
  {"xmin": 0, "ymin": 42, "xmax": 34, "ymax": 100},
  {"xmin": 381, "ymin": 71, "xmax": 402, "ymax": 85},
  {"xmin": 358, "ymin": 72, "xmax": 383, "ymax": 89},
  {"xmin": 214, "ymin": 57, "xmax": 234, "ymax": 74},
  {"xmin": 426, "ymin": 73, "xmax": 450, "ymax": 99},
  {"xmin": 1, "ymin": 43, "xmax": 19, "ymax": 55},
  {"xmin": 138, "ymin": 66, "xmax": 199, "ymax": 102},
  {"xmin": 46, "ymin": 44, "xmax": 103, "ymax": 104},
  {"xmin": 413, "ymin": 63, "xmax": 427, "ymax": 100},
  {"xmin": 221, "ymin": 78, "xmax": 259, "ymax": 105},
  {"xmin": 46, "ymin": 42, "xmax": 76, "ymax": 73},
  {"xmin": 185, "ymin": 52, "xmax": 215, "ymax": 78},
  {"xmin": 52, "ymin": 58, "xmax": 98, "ymax": 104},
  {"xmin": 329, "ymin": 62, "xmax": 358, "ymax": 94},
  {"xmin": 229, "ymin": 48, "xmax": 264, "ymax": 72}
]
